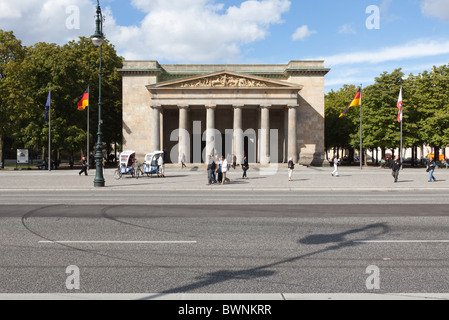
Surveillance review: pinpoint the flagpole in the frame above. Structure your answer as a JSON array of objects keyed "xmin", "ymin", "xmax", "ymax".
[
  {"xmin": 399, "ymin": 86, "xmax": 403, "ymax": 166},
  {"xmin": 360, "ymin": 84, "xmax": 363, "ymax": 170},
  {"xmin": 87, "ymin": 85, "xmax": 90, "ymax": 169},
  {"xmin": 48, "ymin": 85, "xmax": 51, "ymax": 172}
]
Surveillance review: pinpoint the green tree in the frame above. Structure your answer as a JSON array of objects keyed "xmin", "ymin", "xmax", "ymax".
[
  {"xmin": 362, "ymin": 69, "xmax": 405, "ymax": 162},
  {"xmin": 1, "ymin": 34, "xmax": 123, "ymax": 164},
  {"xmin": 0, "ymin": 30, "xmax": 26, "ymax": 167},
  {"xmin": 325, "ymin": 85, "xmax": 361, "ymax": 161},
  {"xmin": 415, "ymin": 65, "xmax": 449, "ymax": 161}
]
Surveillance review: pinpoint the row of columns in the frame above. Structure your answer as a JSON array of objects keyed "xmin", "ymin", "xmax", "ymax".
[{"xmin": 151, "ymin": 104, "xmax": 299, "ymax": 164}]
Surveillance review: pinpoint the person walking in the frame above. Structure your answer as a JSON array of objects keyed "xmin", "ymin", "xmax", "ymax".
[
  {"xmin": 217, "ymin": 157, "xmax": 223, "ymax": 184},
  {"xmin": 427, "ymin": 157, "xmax": 437, "ymax": 182},
  {"xmin": 390, "ymin": 155, "xmax": 402, "ymax": 183},
  {"xmin": 181, "ymin": 153, "xmax": 186, "ymax": 169},
  {"xmin": 79, "ymin": 156, "xmax": 88, "ymax": 176},
  {"xmin": 221, "ymin": 156, "xmax": 230, "ymax": 184},
  {"xmin": 242, "ymin": 155, "xmax": 249, "ymax": 179},
  {"xmin": 288, "ymin": 157, "xmax": 295, "ymax": 181},
  {"xmin": 158, "ymin": 154, "xmax": 165, "ymax": 178},
  {"xmin": 331, "ymin": 155, "xmax": 340, "ymax": 177},
  {"xmin": 207, "ymin": 154, "xmax": 216, "ymax": 185}
]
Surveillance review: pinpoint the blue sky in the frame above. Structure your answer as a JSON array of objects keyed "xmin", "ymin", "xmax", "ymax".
[{"xmin": 1, "ymin": 0, "xmax": 448, "ymax": 92}]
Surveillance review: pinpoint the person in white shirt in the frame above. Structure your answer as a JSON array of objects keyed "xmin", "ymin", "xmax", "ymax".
[
  {"xmin": 221, "ymin": 156, "xmax": 229, "ymax": 184},
  {"xmin": 158, "ymin": 155, "xmax": 165, "ymax": 178},
  {"xmin": 331, "ymin": 155, "xmax": 340, "ymax": 177}
]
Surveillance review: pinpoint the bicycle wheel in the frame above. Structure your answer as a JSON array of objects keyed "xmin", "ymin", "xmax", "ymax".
[{"xmin": 114, "ymin": 169, "xmax": 122, "ymax": 180}]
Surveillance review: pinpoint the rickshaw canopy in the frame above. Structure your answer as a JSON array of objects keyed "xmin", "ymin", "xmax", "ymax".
[{"xmin": 145, "ymin": 151, "xmax": 164, "ymax": 163}]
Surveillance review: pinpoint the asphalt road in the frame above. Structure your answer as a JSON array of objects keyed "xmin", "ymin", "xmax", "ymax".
[{"xmin": 1, "ymin": 189, "xmax": 449, "ymax": 298}]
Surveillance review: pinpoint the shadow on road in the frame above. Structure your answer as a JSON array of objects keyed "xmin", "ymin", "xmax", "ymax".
[{"xmin": 140, "ymin": 223, "xmax": 390, "ymax": 299}]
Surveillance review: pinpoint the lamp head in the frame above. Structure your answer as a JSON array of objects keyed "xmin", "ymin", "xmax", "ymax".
[{"xmin": 91, "ymin": 0, "xmax": 105, "ymax": 47}]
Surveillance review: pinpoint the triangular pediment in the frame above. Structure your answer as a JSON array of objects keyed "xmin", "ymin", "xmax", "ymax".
[{"xmin": 150, "ymin": 71, "xmax": 302, "ymax": 89}]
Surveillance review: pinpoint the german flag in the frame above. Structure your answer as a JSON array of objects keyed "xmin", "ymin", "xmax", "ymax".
[
  {"xmin": 339, "ymin": 87, "xmax": 361, "ymax": 118},
  {"xmin": 77, "ymin": 88, "xmax": 89, "ymax": 111}
]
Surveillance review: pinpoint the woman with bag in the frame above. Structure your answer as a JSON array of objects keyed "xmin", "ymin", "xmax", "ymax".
[{"xmin": 427, "ymin": 157, "xmax": 437, "ymax": 182}]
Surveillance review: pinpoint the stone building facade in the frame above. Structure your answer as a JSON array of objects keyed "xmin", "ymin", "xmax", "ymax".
[{"xmin": 118, "ymin": 60, "xmax": 329, "ymax": 166}]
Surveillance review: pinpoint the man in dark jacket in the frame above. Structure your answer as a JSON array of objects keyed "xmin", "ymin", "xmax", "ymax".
[
  {"xmin": 79, "ymin": 157, "xmax": 88, "ymax": 176},
  {"xmin": 390, "ymin": 156, "xmax": 402, "ymax": 183},
  {"xmin": 207, "ymin": 154, "xmax": 216, "ymax": 185}
]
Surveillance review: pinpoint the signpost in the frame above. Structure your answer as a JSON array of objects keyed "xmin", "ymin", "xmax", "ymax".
[{"xmin": 16, "ymin": 149, "xmax": 30, "ymax": 170}]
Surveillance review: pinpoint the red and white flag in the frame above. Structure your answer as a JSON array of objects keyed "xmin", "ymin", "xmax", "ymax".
[{"xmin": 397, "ymin": 86, "xmax": 403, "ymax": 123}]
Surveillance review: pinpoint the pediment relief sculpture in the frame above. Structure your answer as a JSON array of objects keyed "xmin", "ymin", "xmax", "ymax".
[{"xmin": 180, "ymin": 74, "xmax": 268, "ymax": 88}]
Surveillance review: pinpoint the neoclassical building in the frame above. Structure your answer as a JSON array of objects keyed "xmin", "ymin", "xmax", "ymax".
[{"xmin": 118, "ymin": 60, "xmax": 330, "ymax": 166}]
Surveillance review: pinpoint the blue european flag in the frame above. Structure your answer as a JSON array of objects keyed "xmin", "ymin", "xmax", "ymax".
[{"xmin": 44, "ymin": 90, "xmax": 51, "ymax": 122}]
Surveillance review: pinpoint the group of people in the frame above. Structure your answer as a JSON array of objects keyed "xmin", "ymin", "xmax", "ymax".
[
  {"xmin": 390, "ymin": 156, "xmax": 438, "ymax": 183},
  {"xmin": 207, "ymin": 154, "xmax": 230, "ymax": 185},
  {"xmin": 206, "ymin": 154, "xmax": 250, "ymax": 185}
]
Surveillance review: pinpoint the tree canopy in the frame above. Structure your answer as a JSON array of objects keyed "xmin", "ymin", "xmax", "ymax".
[
  {"xmin": 0, "ymin": 30, "xmax": 123, "ymax": 165},
  {"xmin": 326, "ymin": 64, "xmax": 449, "ymax": 163}
]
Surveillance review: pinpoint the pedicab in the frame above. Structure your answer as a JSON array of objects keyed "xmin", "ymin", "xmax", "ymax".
[
  {"xmin": 114, "ymin": 150, "xmax": 137, "ymax": 180},
  {"xmin": 136, "ymin": 151, "xmax": 164, "ymax": 178}
]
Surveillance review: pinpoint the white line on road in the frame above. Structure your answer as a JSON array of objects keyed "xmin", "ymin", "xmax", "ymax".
[
  {"xmin": 39, "ymin": 241, "xmax": 197, "ymax": 244},
  {"xmin": 354, "ymin": 240, "xmax": 449, "ymax": 243}
]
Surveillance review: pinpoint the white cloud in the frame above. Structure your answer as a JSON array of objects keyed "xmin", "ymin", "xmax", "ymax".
[
  {"xmin": 421, "ymin": 0, "xmax": 449, "ymax": 22},
  {"xmin": 321, "ymin": 39, "xmax": 449, "ymax": 66},
  {"xmin": 292, "ymin": 25, "xmax": 316, "ymax": 41},
  {"xmin": 338, "ymin": 24, "xmax": 356, "ymax": 35},
  {"xmin": 0, "ymin": 0, "xmax": 291, "ymax": 62},
  {"xmin": 0, "ymin": 0, "xmax": 94, "ymax": 44},
  {"xmin": 114, "ymin": 0, "xmax": 291, "ymax": 62}
]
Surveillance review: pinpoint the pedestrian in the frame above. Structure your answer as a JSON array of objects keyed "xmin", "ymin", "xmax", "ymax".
[
  {"xmin": 232, "ymin": 154, "xmax": 237, "ymax": 170},
  {"xmin": 207, "ymin": 154, "xmax": 216, "ymax": 185},
  {"xmin": 181, "ymin": 153, "xmax": 186, "ymax": 169},
  {"xmin": 390, "ymin": 155, "xmax": 402, "ymax": 183},
  {"xmin": 158, "ymin": 154, "xmax": 165, "ymax": 178},
  {"xmin": 217, "ymin": 157, "xmax": 223, "ymax": 184},
  {"xmin": 331, "ymin": 155, "xmax": 340, "ymax": 177},
  {"xmin": 79, "ymin": 156, "xmax": 88, "ymax": 176},
  {"xmin": 427, "ymin": 157, "xmax": 437, "ymax": 182},
  {"xmin": 288, "ymin": 157, "xmax": 295, "ymax": 181},
  {"xmin": 69, "ymin": 156, "xmax": 74, "ymax": 169},
  {"xmin": 242, "ymin": 155, "xmax": 249, "ymax": 179},
  {"xmin": 221, "ymin": 156, "xmax": 230, "ymax": 184}
]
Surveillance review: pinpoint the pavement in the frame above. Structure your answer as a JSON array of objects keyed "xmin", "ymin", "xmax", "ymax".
[{"xmin": 0, "ymin": 164, "xmax": 448, "ymax": 191}]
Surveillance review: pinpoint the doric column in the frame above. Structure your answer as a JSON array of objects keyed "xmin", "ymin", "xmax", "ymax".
[
  {"xmin": 233, "ymin": 105, "xmax": 244, "ymax": 165},
  {"xmin": 288, "ymin": 104, "xmax": 298, "ymax": 163},
  {"xmin": 205, "ymin": 104, "xmax": 216, "ymax": 157},
  {"xmin": 283, "ymin": 108, "xmax": 289, "ymax": 163},
  {"xmin": 260, "ymin": 105, "xmax": 271, "ymax": 164},
  {"xmin": 178, "ymin": 105, "xmax": 190, "ymax": 164},
  {"xmin": 151, "ymin": 105, "xmax": 162, "ymax": 151}
]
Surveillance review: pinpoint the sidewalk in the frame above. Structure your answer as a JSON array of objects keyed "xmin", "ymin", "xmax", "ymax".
[{"xmin": 0, "ymin": 165, "xmax": 448, "ymax": 191}]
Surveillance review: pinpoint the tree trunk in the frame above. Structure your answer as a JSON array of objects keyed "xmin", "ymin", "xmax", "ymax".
[{"xmin": 0, "ymin": 135, "xmax": 3, "ymax": 169}]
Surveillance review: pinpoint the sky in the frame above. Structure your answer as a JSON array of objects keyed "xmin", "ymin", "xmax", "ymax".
[{"xmin": 0, "ymin": 0, "xmax": 448, "ymax": 92}]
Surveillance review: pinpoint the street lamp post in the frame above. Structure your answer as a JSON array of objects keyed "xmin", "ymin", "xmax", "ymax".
[{"xmin": 92, "ymin": 0, "xmax": 105, "ymax": 187}]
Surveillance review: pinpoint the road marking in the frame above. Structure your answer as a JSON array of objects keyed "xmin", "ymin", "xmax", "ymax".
[
  {"xmin": 354, "ymin": 240, "xmax": 449, "ymax": 243},
  {"xmin": 39, "ymin": 241, "xmax": 197, "ymax": 244}
]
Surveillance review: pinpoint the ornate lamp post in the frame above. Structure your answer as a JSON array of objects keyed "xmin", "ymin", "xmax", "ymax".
[{"xmin": 92, "ymin": 0, "xmax": 105, "ymax": 187}]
